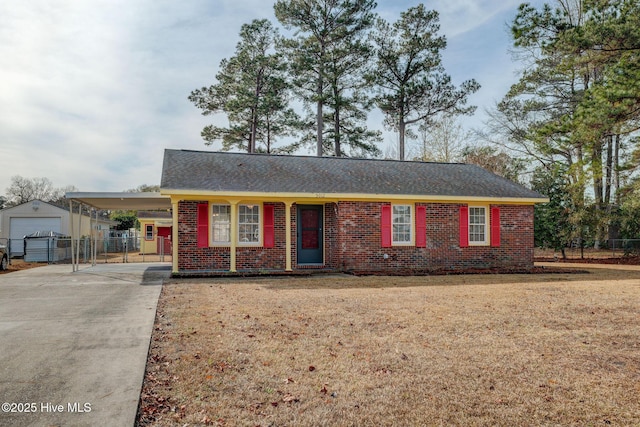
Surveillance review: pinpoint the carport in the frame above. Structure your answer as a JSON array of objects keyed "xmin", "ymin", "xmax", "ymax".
[{"xmin": 65, "ymin": 192, "xmax": 173, "ymax": 272}]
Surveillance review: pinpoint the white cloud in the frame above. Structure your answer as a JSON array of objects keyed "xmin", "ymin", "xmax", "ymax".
[{"xmin": 0, "ymin": 0, "xmax": 541, "ymax": 192}]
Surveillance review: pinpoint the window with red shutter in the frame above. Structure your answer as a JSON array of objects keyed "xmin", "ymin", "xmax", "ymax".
[
  {"xmin": 197, "ymin": 203, "xmax": 209, "ymax": 248},
  {"xmin": 381, "ymin": 205, "xmax": 392, "ymax": 248},
  {"xmin": 459, "ymin": 205, "xmax": 469, "ymax": 248},
  {"xmin": 490, "ymin": 206, "xmax": 501, "ymax": 247},
  {"xmin": 263, "ymin": 204, "xmax": 275, "ymax": 248},
  {"xmin": 415, "ymin": 205, "xmax": 426, "ymax": 248}
]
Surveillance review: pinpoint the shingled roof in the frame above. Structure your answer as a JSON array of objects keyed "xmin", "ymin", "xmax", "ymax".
[{"xmin": 161, "ymin": 149, "xmax": 546, "ymax": 201}]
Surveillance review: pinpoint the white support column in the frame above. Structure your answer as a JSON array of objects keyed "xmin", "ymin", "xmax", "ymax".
[
  {"xmin": 229, "ymin": 201, "xmax": 238, "ymax": 272},
  {"xmin": 69, "ymin": 199, "xmax": 76, "ymax": 272},
  {"xmin": 285, "ymin": 201, "xmax": 293, "ymax": 271},
  {"xmin": 93, "ymin": 209, "xmax": 98, "ymax": 266},
  {"xmin": 90, "ymin": 209, "xmax": 95, "ymax": 266},
  {"xmin": 171, "ymin": 201, "xmax": 178, "ymax": 274},
  {"xmin": 76, "ymin": 204, "xmax": 82, "ymax": 268}
]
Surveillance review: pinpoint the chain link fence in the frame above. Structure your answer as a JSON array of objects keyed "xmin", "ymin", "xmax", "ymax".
[
  {"xmin": 536, "ymin": 239, "xmax": 640, "ymax": 259},
  {"xmin": 10, "ymin": 236, "xmax": 172, "ymax": 264},
  {"xmin": 607, "ymin": 239, "xmax": 640, "ymax": 256}
]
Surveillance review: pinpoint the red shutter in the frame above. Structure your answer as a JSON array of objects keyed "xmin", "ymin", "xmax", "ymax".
[
  {"xmin": 415, "ymin": 205, "xmax": 426, "ymax": 248},
  {"xmin": 197, "ymin": 203, "xmax": 209, "ymax": 248},
  {"xmin": 263, "ymin": 204, "xmax": 275, "ymax": 248},
  {"xmin": 459, "ymin": 205, "xmax": 469, "ymax": 248},
  {"xmin": 381, "ymin": 205, "xmax": 392, "ymax": 248},
  {"xmin": 490, "ymin": 206, "xmax": 501, "ymax": 247}
]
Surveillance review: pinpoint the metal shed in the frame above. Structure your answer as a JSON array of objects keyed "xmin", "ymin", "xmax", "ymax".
[{"xmin": 23, "ymin": 230, "xmax": 71, "ymax": 263}]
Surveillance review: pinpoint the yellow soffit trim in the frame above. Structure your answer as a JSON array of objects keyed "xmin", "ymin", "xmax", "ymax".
[{"xmin": 161, "ymin": 189, "xmax": 548, "ymax": 205}]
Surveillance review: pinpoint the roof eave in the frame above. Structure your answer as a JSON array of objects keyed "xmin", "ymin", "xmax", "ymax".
[
  {"xmin": 65, "ymin": 192, "xmax": 172, "ymax": 210},
  {"xmin": 160, "ymin": 189, "xmax": 548, "ymax": 205}
]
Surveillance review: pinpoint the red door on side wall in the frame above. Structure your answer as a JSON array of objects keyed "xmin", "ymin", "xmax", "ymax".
[{"xmin": 157, "ymin": 227, "xmax": 172, "ymax": 255}]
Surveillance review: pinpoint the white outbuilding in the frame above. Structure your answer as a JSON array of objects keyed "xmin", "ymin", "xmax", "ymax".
[{"xmin": 0, "ymin": 200, "xmax": 113, "ymax": 257}]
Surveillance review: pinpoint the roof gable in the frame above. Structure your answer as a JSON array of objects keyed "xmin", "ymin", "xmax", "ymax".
[
  {"xmin": 0, "ymin": 199, "xmax": 68, "ymax": 215},
  {"xmin": 160, "ymin": 149, "xmax": 546, "ymax": 201}
]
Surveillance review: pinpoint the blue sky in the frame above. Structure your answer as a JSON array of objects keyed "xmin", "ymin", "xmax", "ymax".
[{"xmin": 0, "ymin": 0, "xmax": 544, "ymax": 192}]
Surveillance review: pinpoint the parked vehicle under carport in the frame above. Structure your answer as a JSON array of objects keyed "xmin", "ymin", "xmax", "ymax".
[{"xmin": 0, "ymin": 242, "xmax": 8, "ymax": 270}]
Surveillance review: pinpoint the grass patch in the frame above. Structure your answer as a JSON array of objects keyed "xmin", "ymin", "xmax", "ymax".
[{"xmin": 138, "ymin": 268, "xmax": 640, "ymax": 426}]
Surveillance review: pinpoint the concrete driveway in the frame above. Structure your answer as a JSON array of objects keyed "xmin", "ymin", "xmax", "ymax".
[{"xmin": 0, "ymin": 263, "xmax": 168, "ymax": 427}]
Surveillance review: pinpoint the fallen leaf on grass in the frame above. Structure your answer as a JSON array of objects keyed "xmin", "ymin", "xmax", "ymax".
[{"xmin": 282, "ymin": 394, "xmax": 299, "ymax": 403}]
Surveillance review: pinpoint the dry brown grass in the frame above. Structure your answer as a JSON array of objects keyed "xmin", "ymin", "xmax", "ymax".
[{"xmin": 138, "ymin": 268, "xmax": 640, "ymax": 426}]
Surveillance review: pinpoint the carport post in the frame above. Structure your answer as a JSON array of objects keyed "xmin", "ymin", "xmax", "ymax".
[
  {"xmin": 90, "ymin": 209, "xmax": 96, "ymax": 266},
  {"xmin": 69, "ymin": 199, "xmax": 76, "ymax": 272},
  {"xmin": 94, "ymin": 209, "xmax": 98, "ymax": 266},
  {"xmin": 76, "ymin": 203, "xmax": 82, "ymax": 269}
]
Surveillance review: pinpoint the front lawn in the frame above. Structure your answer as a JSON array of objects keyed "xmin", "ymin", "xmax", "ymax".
[{"xmin": 137, "ymin": 268, "xmax": 640, "ymax": 426}]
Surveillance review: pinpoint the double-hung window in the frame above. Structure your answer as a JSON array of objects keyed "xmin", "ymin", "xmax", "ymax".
[
  {"xmin": 208, "ymin": 203, "xmax": 262, "ymax": 246},
  {"xmin": 145, "ymin": 224, "xmax": 154, "ymax": 240},
  {"xmin": 211, "ymin": 204, "xmax": 231, "ymax": 244},
  {"xmin": 238, "ymin": 205, "xmax": 260, "ymax": 244},
  {"xmin": 468, "ymin": 206, "xmax": 487, "ymax": 245},
  {"xmin": 392, "ymin": 205, "xmax": 412, "ymax": 245}
]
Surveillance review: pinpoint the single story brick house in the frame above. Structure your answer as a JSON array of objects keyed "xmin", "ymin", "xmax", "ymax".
[{"xmin": 160, "ymin": 149, "xmax": 547, "ymax": 275}]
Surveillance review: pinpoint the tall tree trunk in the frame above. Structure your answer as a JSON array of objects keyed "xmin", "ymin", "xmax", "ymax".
[
  {"xmin": 316, "ymin": 97, "xmax": 324, "ymax": 156},
  {"xmin": 604, "ymin": 134, "xmax": 613, "ymax": 205},
  {"xmin": 249, "ymin": 108, "xmax": 257, "ymax": 153},
  {"xmin": 614, "ymin": 133, "xmax": 620, "ymax": 204},
  {"xmin": 399, "ymin": 120, "xmax": 406, "ymax": 161},
  {"xmin": 266, "ymin": 117, "xmax": 272, "ymax": 154},
  {"xmin": 592, "ymin": 141, "xmax": 603, "ymax": 206},
  {"xmin": 398, "ymin": 93, "xmax": 406, "ymax": 160},
  {"xmin": 398, "ymin": 100, "xmax": 406, "ymax": 160},
  {"xmin": 603, "ymin": 134, "xmax": 614, "ymax": 243},
  {"xmin": 250, "ymin": 71, "xmax": 264, "ymax": 154},
  {"xmin": 592, "ymin": 139, "xmax": 604, "ymax": 248},
  {"xmin": 316, "ymin": 47, "xmax": 325, "ymax": 157},
  {"xmin": 334, "ymin": 109, "xmax": 341, "ymax": 157}
]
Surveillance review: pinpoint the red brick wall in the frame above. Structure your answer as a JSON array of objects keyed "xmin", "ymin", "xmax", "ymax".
[
  {"xmin": 325, "ymin": 203, "xmax": 339, "ymax": 269},
  {"xmin": 177, "ymin": 200, "xmax": 534, "ymax": 273},
  {"xmin": 236, "ymin": 202, "xmax": 287, "ymax": 270},
  {"xmin": 177, "ymin": 201, "xmax": 229, "ymax": 271},
  {"xmin": 336, "ymin": 202, "xmax": 534, "ymax": 272},
  {"xmin": 177, "ymin": 201, "xmax": 286, "ymax": 272}
]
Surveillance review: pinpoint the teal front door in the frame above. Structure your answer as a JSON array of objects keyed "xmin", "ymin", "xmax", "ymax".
[{"xmin": 297, "ymin": 205, "xmax": 323, "ymax": 264}]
